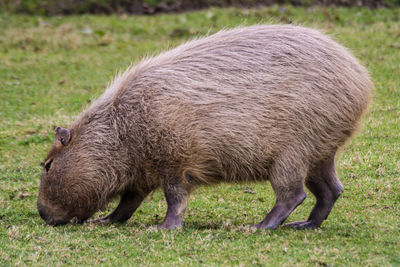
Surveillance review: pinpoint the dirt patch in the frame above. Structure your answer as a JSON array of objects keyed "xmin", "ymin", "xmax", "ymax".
[{"xmin": 2, "ymin": 0, "xmax": 398, "ymax": 15}]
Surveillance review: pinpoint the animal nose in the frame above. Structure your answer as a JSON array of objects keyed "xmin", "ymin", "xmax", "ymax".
[
  {"xmin": 37, "ymin": 200, "xmax": 50, "ymax": 223},
  {"xmin": 37, "ymin": 200, "xmax": 70, "ymax": 226}
]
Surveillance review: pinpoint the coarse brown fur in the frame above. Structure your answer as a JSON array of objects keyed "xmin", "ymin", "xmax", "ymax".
[{"xmin": 37, "ymin": 24, "xmax": 373, "ymax": 229}]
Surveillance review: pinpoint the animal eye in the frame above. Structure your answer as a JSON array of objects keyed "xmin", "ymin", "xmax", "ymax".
[{"xmin": 44, "ymin": 159, "xmax": 53, "ymax": 172}]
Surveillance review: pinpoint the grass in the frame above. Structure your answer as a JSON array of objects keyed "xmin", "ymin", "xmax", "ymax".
[{"xmin": 0, "ymin": 5, "xmax": 399, "ymax": 266}]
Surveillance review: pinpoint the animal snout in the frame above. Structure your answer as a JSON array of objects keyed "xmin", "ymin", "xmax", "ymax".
[
  {"xmin": 37, "ymin": 200, "xmax": 50, "ymax": 222},
  {"xmin": 37, "ymin": 200, "xmax": 69, "ymax": 226}
]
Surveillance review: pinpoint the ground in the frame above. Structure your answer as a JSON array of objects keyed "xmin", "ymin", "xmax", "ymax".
[{"xmin": 0, "ymin": 6, "xmax": 399, "ymax": 265}]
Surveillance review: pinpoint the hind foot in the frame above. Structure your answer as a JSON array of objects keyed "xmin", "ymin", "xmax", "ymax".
[
  {"xmin": 249, "ymin": 222, "xmax": 278, "ymax": 229},
  {"xmin": 254, "ymin": 188, "xmax": 306, "ymax": 229},
  {"xmin": 284, "ymin": 220, "xmax": 319, "ymax": 229}
]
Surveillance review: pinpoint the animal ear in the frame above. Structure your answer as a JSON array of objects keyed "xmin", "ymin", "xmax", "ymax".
[{"xmin": 55, "ymin": 126, "xmax": 71, "ymax": 146}]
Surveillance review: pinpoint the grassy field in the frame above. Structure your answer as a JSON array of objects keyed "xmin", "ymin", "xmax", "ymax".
[{"xmin": 0, "ymin": 6, "xmax": 399, "ymax": 266}]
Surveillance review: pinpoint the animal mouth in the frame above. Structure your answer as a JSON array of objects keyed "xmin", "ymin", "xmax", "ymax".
[
  {"xmin": 71, "ymin": 217, "xmax": 86, "ymax": 224},
  {"xmin": 37, "ymin": 200, "xmax": 82, "ymax": 226},
  {"xmin": 47, "ymin": 218, "xmax": 70, "ymax": 226}
]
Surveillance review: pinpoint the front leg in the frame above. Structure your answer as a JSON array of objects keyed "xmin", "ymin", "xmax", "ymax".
[
  {"xmin": 159, "ymin": 177, "xmax": 192, "ymax": 229},
  {"xmin": 91, "ymin": 189, "xmax": 149, "ymax": 224}
]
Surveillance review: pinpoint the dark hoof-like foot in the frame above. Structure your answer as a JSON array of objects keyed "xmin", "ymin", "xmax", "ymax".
[
  {"xmin": 158, "ymin": 222, "xmax": 182, "ymax": 230},
  {"xmin": 284, "ymin": 221, "xmax": 319, "ymax": 229},
  {"xmin": 249, "ymin": 223, "xmax": 277, "ymax": 230}
]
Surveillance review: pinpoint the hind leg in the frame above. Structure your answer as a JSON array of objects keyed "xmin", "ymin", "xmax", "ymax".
[
  {"xmin": 285, "ymin": 154, "xmax": 343, "ymax": 229},
  {"xmin": 253, "ymin": 155, "xmax": 307, "ymax": 229}
]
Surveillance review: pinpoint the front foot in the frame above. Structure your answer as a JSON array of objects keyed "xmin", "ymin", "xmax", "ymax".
[
  {"xmin": 284, "ymin": 220, "xmax": 319, "ymax": 229},
  {"xmin": 158, "ymin": 219, "xmax": 183, "ymax": 230}
]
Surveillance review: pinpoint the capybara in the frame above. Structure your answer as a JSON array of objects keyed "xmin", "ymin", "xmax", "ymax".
[{"xmin": 37, "ymin": 24, "xmax": 373, "ymax": 229}]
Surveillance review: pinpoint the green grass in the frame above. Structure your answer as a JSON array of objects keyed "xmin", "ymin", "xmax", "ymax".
[{"xmin": 1, "ymin": 6, "xmax": 399, "ymax": 266}]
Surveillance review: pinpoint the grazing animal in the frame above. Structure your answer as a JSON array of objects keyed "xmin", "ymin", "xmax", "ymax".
[{"xmin": 37, "ymin": 24, "xmax": 372, "ymax": 229}]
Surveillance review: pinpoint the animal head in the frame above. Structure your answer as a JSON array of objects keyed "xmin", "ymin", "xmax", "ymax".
[{"xmin": 37, "ymin": 126, "xmax": 102, "ymax": 225}]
